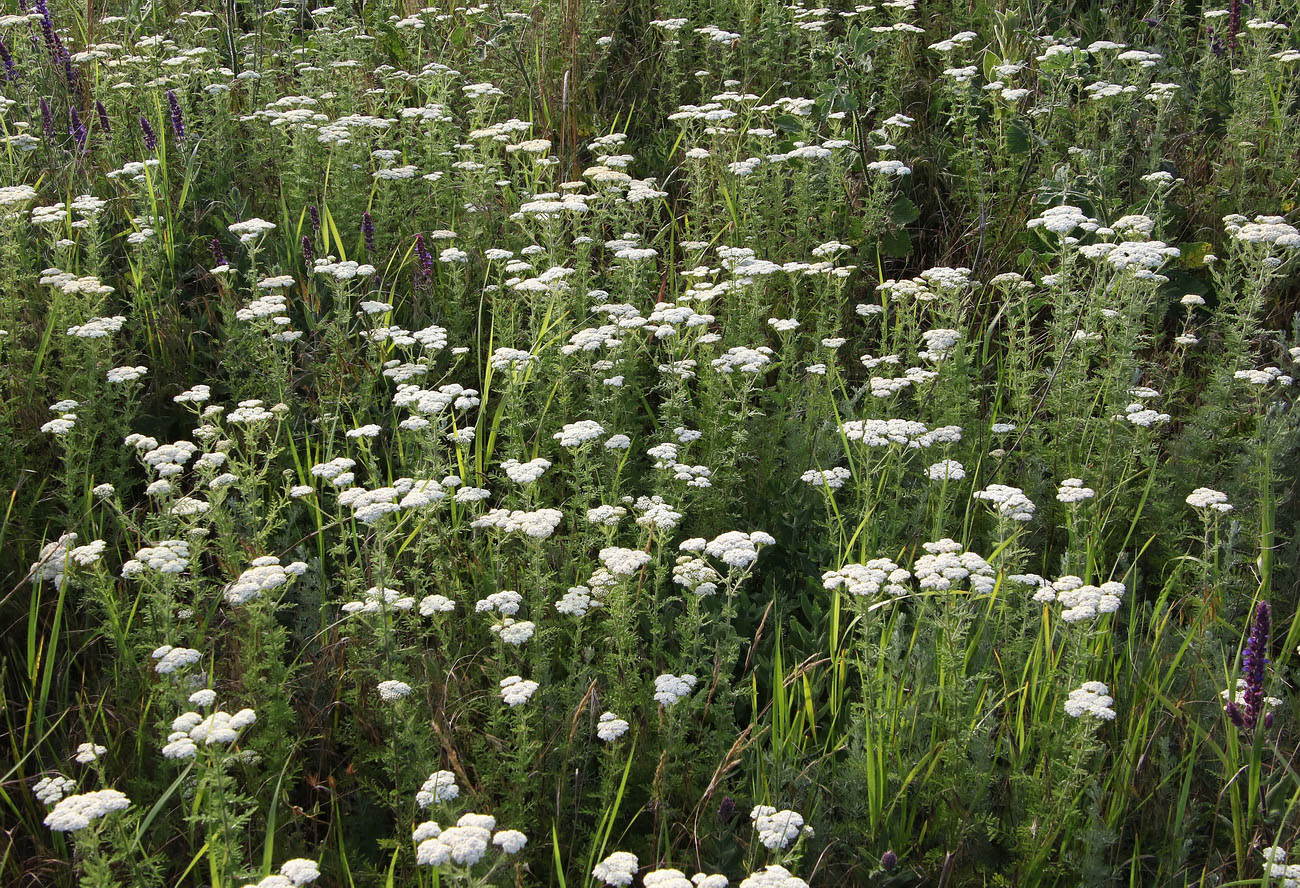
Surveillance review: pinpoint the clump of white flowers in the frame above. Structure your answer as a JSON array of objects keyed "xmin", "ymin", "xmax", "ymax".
[
  {"xmin": 973, "ymin": 484, "xmax": 1036, "ymax": 522},
  {"xmin": 162, "ymin": 706, "xmax": 257, "ymax": 758},
  {"xmin": 416, "ymin": 770, "xmax": 460, "ymax": 807},
  {"xmin": 151, "ymin": 645, "xmax": 202, "ymax": 674},
  {"xmin": 377, "ymin": 680, "xmax": 412, "ymax": 701},
  {"xmin": 593, "ymin": 851, "xmax": 640, "ymax": 886},
  {"xmin": 1064, "ymin": 682, "xmax": 1116, "ymax": 720},
  {"xmin": 44, "ymin": 789, "xmax": 131, "ymax": 831},
  {"xmin": 412, "ymin": 812, "xmax": 525, "ymax": 868},
  {"xmin": 500, "ymin": 675, "xmax": 539, "ymax": 706},
  {"xmin": 738, "ymin": 865, "xmax": 810, "ymax": 888},
  {"xmin": 913, "ymin": 540, "xmax": 996, "ymax": 593},
  {"xmin": 822, "ymin": 559, "xmax": 911, "ymax": 598},
  {"xmin": 239, "ymin": 858, "xmax": 321, "ymax": 888},
  {"xmin": 596, "ymin": 712, "xmax": 630, "ymax": 741},
  {"xmin": 1032, "ymin": 576, "xmax": 1126, "ymax": 622},
  {"xmin": 750, "ymin": 805, "xmax": 813, "ymax": 849},
  {"xmin": 1056, "ymin": 478, "xmax": 1096, "ymax": 504},
  {"xmin": 653, "ymin": 673, "xmax": 697, "ymax": 706},
  {"xmin": 74, "ymin": 742, "xmax": 107, "ymax": 764},
  {"xmin": 1186, "ymin": 488, "xmax": 1233, "ymax": 513},
  {"xmin": 34, "ymin": 775, "xmax": 76, "ymax": 805},
  {"xmin": 225, "ymin": 556, "xmax": 309, "ymax": 605}
]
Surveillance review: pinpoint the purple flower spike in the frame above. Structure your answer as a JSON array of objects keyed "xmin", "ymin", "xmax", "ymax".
[
  {"xmin": 414, "ymin": 233, "xmax": 433, "ymax": 279},
  {"xmin": 210, "ymin": 238, "xmax": 228, "ymax": 267},
  {"xmin": 166, "ymin": 90, "xmax": 185, "ymax": 141},
  {"xmin": 69, "ymin": 106, "xmax": 86, "ymax": 151},
  {"xmin": 361, "ymin": 211, "xmax": 375, "ymax": 253},
  {"xmin": 1226, "ymin": 601, "xmax": 1271, "ymax": 731},
  {"xmin": 95, "ymin": 100, "xmax": 111, "ymax": 135},
  {"xmin": 140, "ymin": 115, "xmax": 157, "ymax": 150},
  {"xmin": 301, "ymin": 234, "xmax": 315, "ymax": 268},
  {"xmin": 39, "ymin": 98, "xmax": 54, "ymax": 139},
  {"xmin": 0, "ymin": 37, "xmax": 18, "ymax": 82}
]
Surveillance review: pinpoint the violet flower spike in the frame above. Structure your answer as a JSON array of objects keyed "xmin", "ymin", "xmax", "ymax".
[
  {"xmin": 210, "ymin": 238, "xmax": 227, "ymax": 267},
  {"xmin": 39, "ymin": 98, "xmax": 54, "ymax": 139},
  {"xmin": 140, "ymin": 115, "xmax": 157, "ymax": 150},
  {"xmin": 307, "ymin": 204, "xmax": 320, "ymax": 234},
  {"xmin": 301, "ymin": 234, "xmax": 315, "ymax": 268},
  {"xmin": 69, "ymin": 106, "xmax": 86, "ymax": 151},
  {"xmin": 0, "ymin": 37, "xmax": 18, "ymax": 82},
  {"xmin": 1226, "ymin": 601, "xmax": 1271, "ymax": 731},
  {"xmin": 414, "ymin": 233, "xmax": 434, "ymax": 279},
  {"xmin": 166, "ymin": 90, "xmax": 185, "ymax": 141},
  {"xmin": 361, "ymin": 211, "xmax": 375, "ymax": 253},
  {"xmin": 95, "ymin": 100, "xmax": 111, "ymax": 135}
]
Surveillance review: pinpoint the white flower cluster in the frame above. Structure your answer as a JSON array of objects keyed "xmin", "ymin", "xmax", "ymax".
[
  {"xmin": 43, "ymin": 788, "xmax": 131, "ymax": 831},
  {"xmin": 1064, "ymin": 681, "xmax": 1116, "ymax": 719},
  {"xmin": 593, "ymin": 851, "xmax": 640, "ymax": 886},
  {"xmin": 1262, "ymin": 846, "xmax": 1300, "ymax": 888},
  {"xmin": 1186, "ymin": 487, "xmax": 1233, "ymax": 513},
  {"xmin": 927, "ymin": 459, "xmax": 966, "ymax": 481},
  {"xmin": 500, "ymin": 675, "xmax": 539, "ymax": 706},
  {"xmin": 841, "ymin": 418, "xmax": 947, "ymax": 448},
  {"xmin": 1114, "ymin": 401, "xmax": 1170, "ymax": 428},
  {"xmin": 600, "ymin": 546, "xmax": 653, "ymax": 575},
  {"xmin": 225, "ymin": 556, "xmax": 308, "ymax": 605},
  {"xmin": 596, "ymin": 712, "xmax": 630, "ymax": 741},
  {"xmin": 1056, "ymin": 478, "xmax": 1096, "ymax": 504},
  {"xmin": 471, "ymin": 507, "xmax": 565, "ymax": 539},
  {"xmin": 238, "ymin": 858, "xmax": 321, "ymax": 888},
  {"xmin": 502, "ymin": 457, "xmax": 551, "ymax": 484},
  {"xmin": 673, "ymin": 555, "xmax": 722, "ymax": 596},
  {"xmin": 163, "ymin": 705, "xmax": 257, "ymax": 758},
  {"xmin": 973, "ymin": 484, "xmax": 1036, "ymax": 522},
  {"xmin": 34, "ymin": 775, "xmax": 76, "ymax": 805},
  {"xmin": 377, "ymin": 680, "xmax": 412, "ymax": 701},
  {"xmin": 676, "ymin": 530, "xmax": 773, "ymax": 570},
  {"xmin": 653, "ymin": 673, "xmax": 697, "ymax": 706},
  {"xmin": 342, "ymin": 586, "xmax": 416, "ymax": 614},
  {"xmin": 913, "ymin": 540, "xmax": 995, "ymax": 593},
  {"xmin": 74, "ymin": 742, "xmax": 107, "ymax": 764},
  {"xmin": 554, "ymin": 420, "xmax": 606, "ymax": 447},
  {"xmin": 738, "ymin": 865, "xmax": 809, "ymax": 888},
  {"xmin": 822, "ymin": 559, "xmax": 910, "ymax": 597},
  {"xmin": 750, "ymin": 805, "xmax": 811, "ymax": 849},
  {"xmin": 412, "ymin": 813, "xmax": 526, "ymax": 867},
  {"xmin": 152, "ymin": 645, "xmax": 202, "ymax": 674},
  {"xmin": 1032, "ymin": 575, "xmax": 1126, "ymax": 622},
  {"xmin": 416, "ymin": 770, "xmax": 460, "ymax": 807},
  {"xmin": 27, "ymin": 532, "xmax": 80, "ymax": 588},
  {"xmin": 800, "ymin": 467, "xmax": 852, "ymax": 489},
  {"xmin": 125, "ymin": 539, "xmax": 191, "ymax": 576}
]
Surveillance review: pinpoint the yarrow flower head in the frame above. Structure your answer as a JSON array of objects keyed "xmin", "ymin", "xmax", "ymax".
[
  {"xmin": 43, "ymin": 789, "xmax": 131, "ymax": 831},
  {"xmin": 1064, "ymin": 681, "xmax": 1116, "ymax": 719},
  {"xmin": 653, "ymin": 673, "xmax": 697, "ymax": 706},
  {"xmin": 750, "ymin": 805, "xmax": 812, "ymax": 849},
  {"xmin": 416, "ymin": 770, "xmax": 460, "ymax": 807}
]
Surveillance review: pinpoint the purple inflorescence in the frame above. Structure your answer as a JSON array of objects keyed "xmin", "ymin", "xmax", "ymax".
[
  {"xmin": 140, "ymin": 115, "xmax": 157, "ymax": 150},
  {"xmin": 362, "ymin": 211, "xmax": 375, "ymax": 253},
  {"xmin": 1226, "ymin": 601, "xmax": 1271, "ymax": 731},
  {"xmin": 414, "ymin": 233, "xmax": 434, "ymax": 279},
  {"xmin": 166, "ymin": 90, "xmax": 185, "ymax": 141},
  {"xmin": 69, "ymin": 106, "xmax": 86, "ymax": 151}
]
